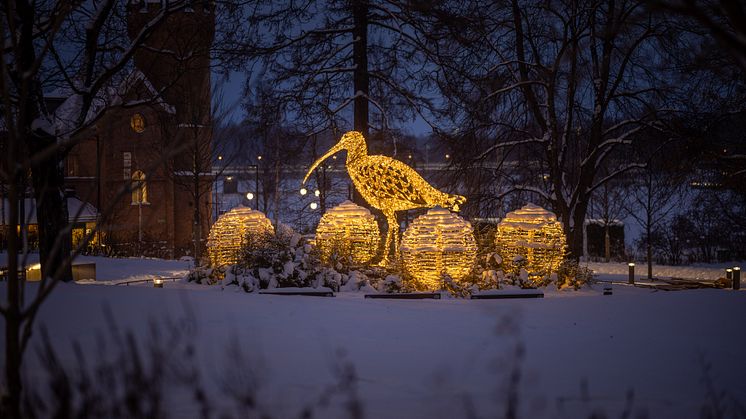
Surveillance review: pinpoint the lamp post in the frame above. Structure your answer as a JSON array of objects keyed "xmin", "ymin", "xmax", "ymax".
[
  {"xmin": 734, "ymin": 267, "xmax": 741, "ymax": 291},
  {"xmin": 247, "ymin": 164, "xmax": 259, "ymax": 211},
  {"xmin": 628, "ymin": 262, "xmax": 635, "ymax": 285}
]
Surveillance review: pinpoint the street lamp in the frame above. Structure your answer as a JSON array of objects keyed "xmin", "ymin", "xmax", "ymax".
[
  {"xmin": 300, "ymin": 187, "xmax": 308, "ymax": 196},
  {"xmin": 314, "ymin": 189, "xmax": 320, "ymax": 197},
  {"xmin": 246, "ymin": 192, "xmax": 254, "ymax": 201},
  {"xmin": 310, "ymin": 202, "xmax": 318, "ymax": 210}
]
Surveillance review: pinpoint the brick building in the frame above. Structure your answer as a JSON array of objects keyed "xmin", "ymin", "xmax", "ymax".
[{"xmin": 60, "ymin": 1, "xmax": 215, "ymax": 257}]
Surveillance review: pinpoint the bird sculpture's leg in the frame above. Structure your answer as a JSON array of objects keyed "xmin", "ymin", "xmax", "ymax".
[{"xmin": 381, "ymin": 211, "xmax": 398, "ymax": 266}]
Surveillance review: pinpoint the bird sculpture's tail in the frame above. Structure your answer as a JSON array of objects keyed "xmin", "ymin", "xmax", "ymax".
[{"xmin": 441, "ymin": 193, "xmax": 466, "ymax": 212}]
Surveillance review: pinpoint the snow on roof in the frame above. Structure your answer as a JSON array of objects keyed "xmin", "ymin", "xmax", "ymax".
[
  {"xmin": 53, "ymin": 69, "xmax": 175, "ymax": 138},
  {"xmin": 1, "ymin": 197, "xmax": 98, "ymax": 225}
]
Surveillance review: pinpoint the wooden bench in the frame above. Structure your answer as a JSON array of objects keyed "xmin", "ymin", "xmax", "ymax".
[
  {"xmin": 259, "ymin": 289, "xmax": 335, "ymax": 297},
  {"xmin": 470, "ymin": 290, "xmax": 544, "ymax": 299},
  {"xmin": 364, "ymin": 292, "xmax": 441, "ymax": 300}
]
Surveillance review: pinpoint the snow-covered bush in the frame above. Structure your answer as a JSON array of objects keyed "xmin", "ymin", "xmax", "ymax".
[
  {"xmin": 221, "ymin": 265, "xmax": 260, "ymax": 292},
  {"xmin": 555, "ymin": 260, "xmax": 595, "ymax": 289},
  {"xmin": 239, "ymin": 227, "xmax": 315, "ymax": 288},
  {"xmin": 185, "ymin": 265, "xmax": 220, "ymax": 285}
]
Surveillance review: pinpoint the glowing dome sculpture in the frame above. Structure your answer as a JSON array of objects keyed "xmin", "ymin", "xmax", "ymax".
[
  {"xmin": 315, "ymin": 200, "xmax": 380, "ymax": 265},
  {"xmin": 495, "ymin": 203, "xmax": 566, "ymax": 278},
  {"xmin": 400, "ymin": 207, "xmax": 477, "ymax": 290},
  {"xmin": 207, "ymin": 206, "xmax": 274, "ymax": 268}
]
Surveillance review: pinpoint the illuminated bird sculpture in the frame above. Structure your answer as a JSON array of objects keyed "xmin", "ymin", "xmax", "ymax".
[{"xmin": 303, "ymin": 131, "xmax": 466, "ymax": 264}]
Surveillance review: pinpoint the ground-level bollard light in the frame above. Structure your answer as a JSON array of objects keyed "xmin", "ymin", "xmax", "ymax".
[
  {"xmin": 734, "ymin": 267, "xmax": 741, "ymax": 291},
  {"xmin": 628, "ymin": 262, "xmax": 635, "ymax": 285},
  {"xmin": 153, "ymin": 277, "xmax": 163, "ymax": 288},
  {"xmin": 726, "ymin": 268, "xmax": 733, "ymax": 281}
]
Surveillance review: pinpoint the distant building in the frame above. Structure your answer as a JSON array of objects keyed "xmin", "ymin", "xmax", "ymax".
[{"xmin": 2, "ymin": 2, "xmax": 215, "ymax": 257}]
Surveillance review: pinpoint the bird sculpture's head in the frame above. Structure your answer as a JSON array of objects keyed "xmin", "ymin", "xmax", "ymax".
[{"xmin": 303, "ymin": 131, "xmax": 366, "ymax": 184}]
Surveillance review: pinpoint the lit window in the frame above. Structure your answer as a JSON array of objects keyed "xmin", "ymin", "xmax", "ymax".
[
  {"xmin": 131, "ymin": 113, "xmax": 145, "ymax": 133},
  {"xmin": 131, "ymin": 170, "xmax": 148, "ymax": 204}
]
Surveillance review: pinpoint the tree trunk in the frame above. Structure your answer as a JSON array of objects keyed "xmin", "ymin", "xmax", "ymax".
[
  {"xmin": 14, "ymin": 0, "xmax": 72, "ymax": 282},
  {"xmin": 30, "ymin": 142, "xmax": 72, "ymax": 282},
  {"xmin": 192, "ymin": 139, "xmax": 202, "ymax": 261},
  {"xmin": 273, "ymin": 134, "xmax": 280, "ymax": 228},
  {"xmin": 646, "ymin": 224, "xmax": 653, "ymax": 280},
  {"xmin": 193, "ymin": 177, "xmax": 201, "ymax": 261},
  {"xmin": 567, "ymin": 198, "xmax": 589, "ymax": 261},
  {"xmin": 604, "ymin": 225, "xmax": 611, "ymax": 262},
  {"xmin": 352, "ymin": 0, "xmax": 369, "ymax": 138},
  {"xmin": 3, "ymin": 180, "xmax": 23, "ymax": 419}
]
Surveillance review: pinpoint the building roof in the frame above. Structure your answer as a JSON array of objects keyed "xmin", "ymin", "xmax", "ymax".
[
  {"xmin": 53, "ymin": 69, "xmax": 175, "ymax": 138},
  {"xmin": 1, "ymin": 197, "xmax": 98, "ymax": 225}
]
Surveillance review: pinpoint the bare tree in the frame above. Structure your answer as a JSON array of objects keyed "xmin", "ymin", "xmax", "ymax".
[
  {"xmin": 625, "ymin": 152, "xmax": 689, "ymax": 279},
  {"xmin": 236, "ymin": 0, "xmax": 439, "ymax": 142},
  {"xmin": 0, "ymin": 1, "xmax": 243, "ymax": 416},
  {"xmin": 588, "ymin": 176, "xmax": 631, "ymax": 262},
  {"xmin": 154, "ymin": 82, "xmax": 240, "ymax": 262},
  {"xmin": 648, "ymin": 1, "xmax": 746, "ymax": 73},
  {"xmin": 427, "ymin": 0, "xmax": 675, "ymax": 260}
]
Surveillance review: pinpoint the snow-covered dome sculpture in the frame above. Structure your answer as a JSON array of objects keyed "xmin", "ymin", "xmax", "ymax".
[
  {"xmin": 207, "ymin": 206, "xmax": 274, "ymax": 268},
  {"xmin": 315, "ymin": 200, "xmax": 380, "ymax": 265},
  {"xmin": 400, "ymin": 207, "xmax": 477, "ymax": 290},
  {"xmin": 495, "ymin": 203, "xmax": 566, "ymax": 279}
]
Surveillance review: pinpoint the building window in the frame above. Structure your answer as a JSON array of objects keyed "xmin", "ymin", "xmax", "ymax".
[
  {"xmin": 130, "ymin": 113, "xmax": 145, "ymax": 133},
  {"xmin": 131, "ymin": 170, "xmax": 148, "ymax": 204},
  {"xmin": 223, "ymin": 176, "xmax": 237, "ymax": 194}
]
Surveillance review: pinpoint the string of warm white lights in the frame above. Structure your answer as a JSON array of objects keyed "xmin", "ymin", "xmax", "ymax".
[
  {"xmin": 495, "ymin": 203, "xmax": 566, "ymax": 279},
  {"xmin": 303, "ymin": 131, "xmax": 466, "ymax": 264},
  {"xmin": 400, "ymin": 207, "xmax": 477, "ymax": 290},
  {"xmin": 207, "ymin": 206, "xmax": 274, "ymax": 267},
  {"xmin": 315, "ymin": 201, "xmax": 380, "ymax": 265}
]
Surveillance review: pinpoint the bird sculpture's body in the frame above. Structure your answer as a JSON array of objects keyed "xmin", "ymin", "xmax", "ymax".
[{"xmin": 303, "ymin": 131, "xmax": 465, "ymax": 264}]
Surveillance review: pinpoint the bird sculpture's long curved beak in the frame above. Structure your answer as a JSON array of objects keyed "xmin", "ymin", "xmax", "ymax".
[{"xmin": 303, "ymin": 141, "xmax": 345, "ymax": 184}]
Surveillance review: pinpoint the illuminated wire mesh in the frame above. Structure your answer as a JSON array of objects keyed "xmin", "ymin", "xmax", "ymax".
[
  {"xmin": 303, "ymin": 131, "xmax": 466, "ymax": 264},
  {"xmin": 315, "ymin": 200, "xmax": 380, "ymax": 265},
  {"xmin": 207, "ymin": 206, "xmax": 274, "ymax": 268},
  {"xmin": 495, "ymin": 203, "xmax": 566, "ymax": 277},
  {"xmin": 400, "ymin": 207, "xmax": 477, "ymax": 290}
]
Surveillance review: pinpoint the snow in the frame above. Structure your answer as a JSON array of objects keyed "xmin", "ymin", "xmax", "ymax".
[
  {"xmin": 31, "ymin": 116, "xmax": 54, "ymax": 135},
  {"xmin": 0, "ymin": 197, "xmax": 98, "ymax": 224},
  {"xmin": 1, "ymin": 257, "xmax": 744, "ymax": 418},
  {"xmin": 0, "ymin": 253, "xmax": 190, "ymax": 281}
]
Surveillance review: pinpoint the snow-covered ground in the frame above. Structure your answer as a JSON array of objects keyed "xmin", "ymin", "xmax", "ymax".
[{"xmin": 1, "ymin": 257, "xmax": 745, "ymax": 418}]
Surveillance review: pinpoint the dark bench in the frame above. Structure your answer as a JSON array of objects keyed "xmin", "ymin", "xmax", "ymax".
[
  {"xmin": 259, "ymin": 290, "xmax": 335, "ymax": 297},
  {"xmin": 471, "ymin": 290, "xmax": 544, "ymax": 299},
  {"xmin": 364, "ymin": 292, "xmax": 441, "ymax": 300}
]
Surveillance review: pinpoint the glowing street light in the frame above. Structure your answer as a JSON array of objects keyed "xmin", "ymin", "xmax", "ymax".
[
  {"xmin": 300, "ymin": 187, "xmax": 307, "ymax": 196},
  {"xmin": 246, "ymin": 192, "xmax": 254, "ymax": 200},
  {"xmin": 257, "ymin": 155, "xmax": 262, "ymax": 161},
  {"xmin": 314, "ymin": 189, "xmax": 320, "ymax": 197},
  {"xmin": 310, "ymin": 202, "xmax": 318, "ymax": 210}
]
